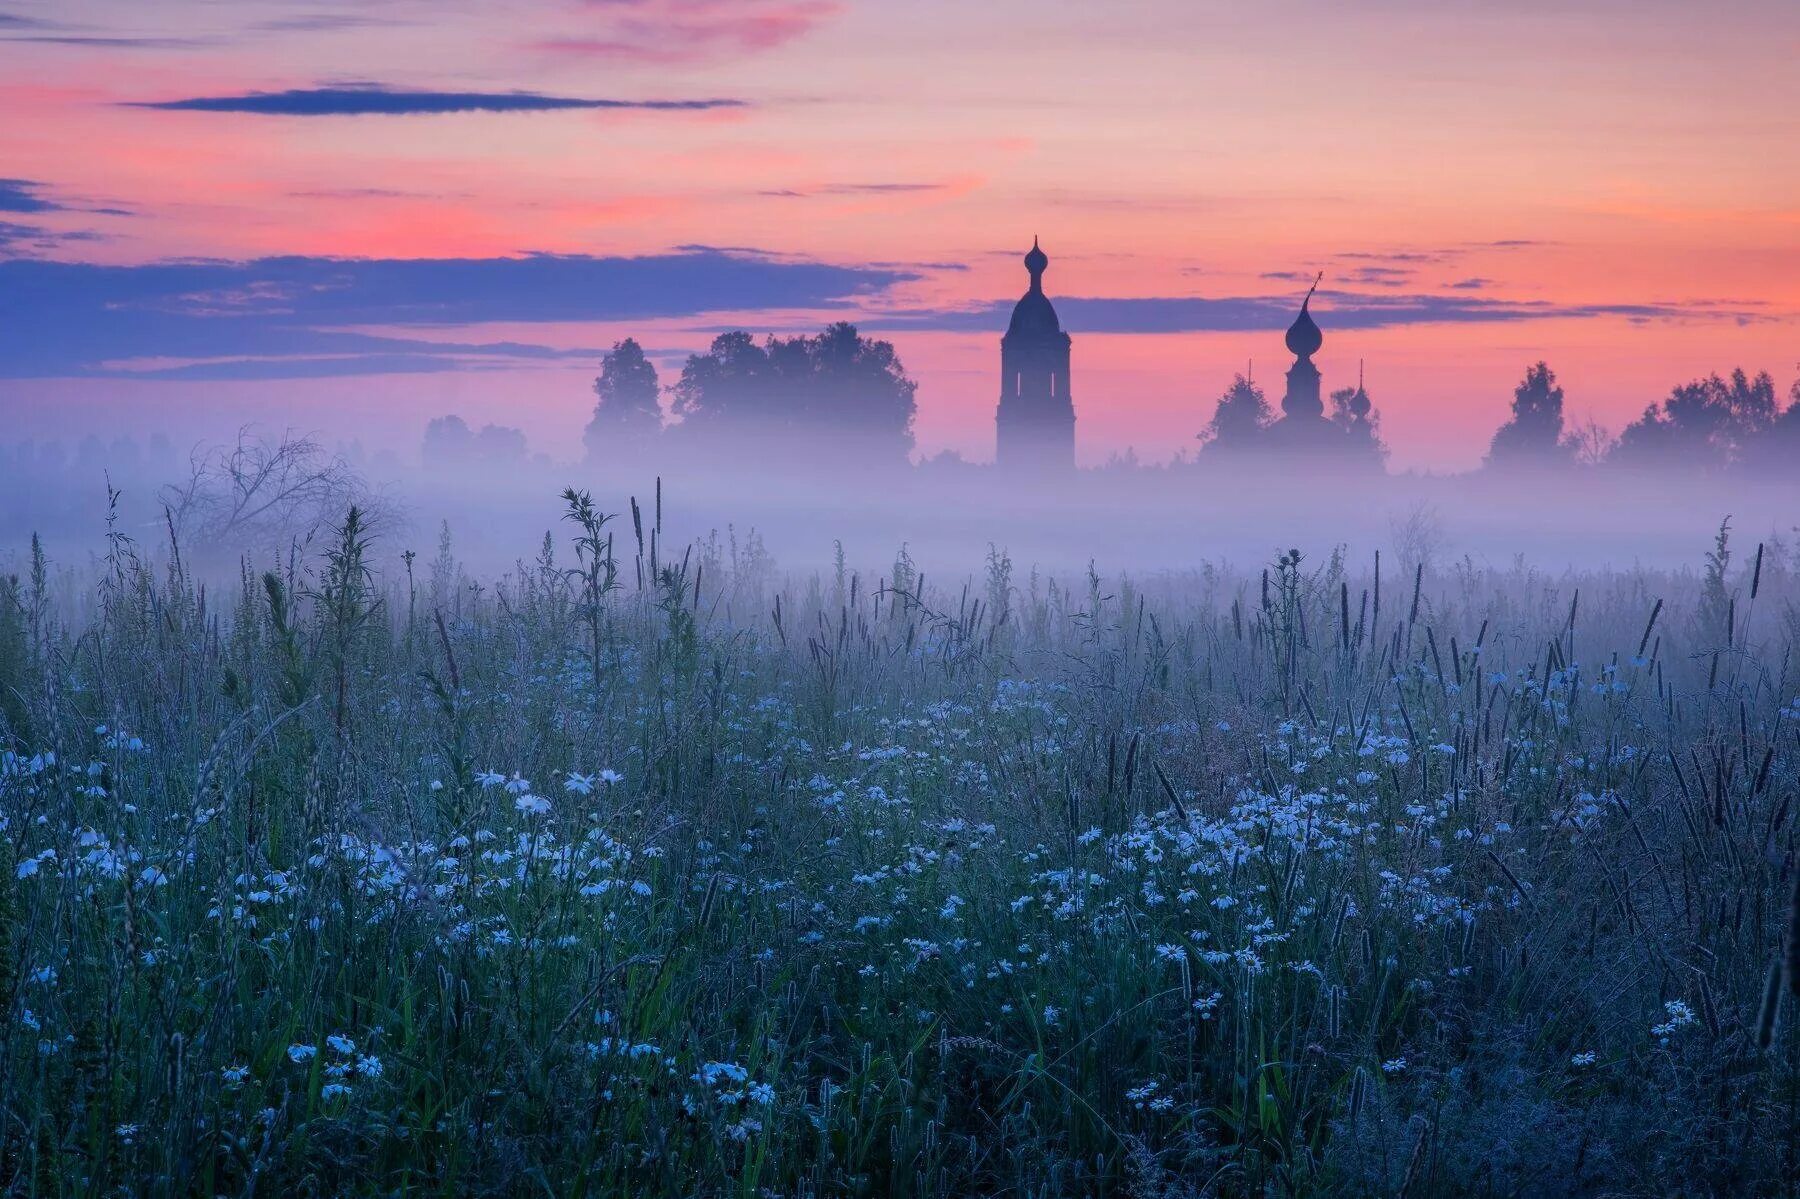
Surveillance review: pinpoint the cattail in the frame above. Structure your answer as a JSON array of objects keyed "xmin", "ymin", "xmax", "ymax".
[
  {"xmin": 1372, "ymin": 548, "xmax": 1382, "ymax": 641},
  {"xmin": 1152, "ymin": 761, "xmax": 1189, "ymax": 822},
  {"xmin": 1757, "ymin": 959, "xmax": 1782, "ymax": 1050},
  {"xmin": 1340, "ymin": 580, "xmax": 1350, "ymax": 653},
  {"xmin": 1785, "ymin": 870, "xmax": 1800, "ymax": 998},
  {"xmin": 1637, "ymin": 598, "xmax": 1662, "ymax": 659},
  {"xmin": 1697, "ymin": 975, "xmax": 1721, "ymax": 1038},
  {"xmin": 696, "ymin": 871, "xmax": 721, "ymax": 931},
  {"xmin": 1486, "ymin": 848, "xmax": 1534, "ymax": 912},
  {"xmin": 1398, "ymin": 1119, "xmax": 1430, "ymax": 1199},
  {"xmin": 1328, "ymin": 894, "xmax": 1350, "ymax": 955}
]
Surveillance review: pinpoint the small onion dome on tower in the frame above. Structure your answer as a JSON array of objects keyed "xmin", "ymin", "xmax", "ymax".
[
  {"xmin": 1007, "ymin": 236, "xmax": 1062, "ymax": 338},
  {"xmin": 1349, "ymin": 360, "xmax": 1372, "ymax": 418},
  {"xmin": 1285, "ymin": 272, "xmax": 1324, "ymax": 359}
]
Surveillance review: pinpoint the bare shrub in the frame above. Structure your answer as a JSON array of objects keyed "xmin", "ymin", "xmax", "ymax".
[{"xmin": 161, "ymin": 427, "xmax": 396, "ymax": 556}]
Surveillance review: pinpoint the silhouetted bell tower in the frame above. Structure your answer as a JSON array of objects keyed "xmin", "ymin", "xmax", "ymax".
[
  {"xmin": 1264, "ymin": 271, "xmax": 1345, "ymax": 454},
  {"xmin": 1281, "ymin": 273, "xmax": 1324, "ymax": 422},
  {"xmin": 996, "ymin": 237, "xmax": 1074, "ymax": 471}
]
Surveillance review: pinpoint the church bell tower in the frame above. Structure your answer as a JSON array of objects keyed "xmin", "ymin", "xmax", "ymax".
[{"xmin": 996, "ymin": 238, "xmax": 1074, "ymax": 471}]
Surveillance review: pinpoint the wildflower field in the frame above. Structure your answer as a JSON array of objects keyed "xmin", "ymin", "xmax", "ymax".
[{"xmin": 3, "ymin": 496, "xmax": 1800, "ymax": 1196}]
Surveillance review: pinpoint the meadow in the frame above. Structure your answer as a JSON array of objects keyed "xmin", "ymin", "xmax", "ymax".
[{"xmin": 3, "ymin": 490, "xmax": 1799, "ymax": 1196}]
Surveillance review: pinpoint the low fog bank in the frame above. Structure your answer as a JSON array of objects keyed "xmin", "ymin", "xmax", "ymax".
[{"xmin": 0, "ymin": 429, "xmax": 1794, "ymax": 587}]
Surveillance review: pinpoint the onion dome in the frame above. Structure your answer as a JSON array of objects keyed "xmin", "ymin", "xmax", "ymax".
[
  {"xmin": 1350, "ymin": 360, "xmax": 1371, "ymax": 417},
  {"xmin": 1285, "ymin": 282, "xmax": 1323, "ymax": 359},
  {"xmin": 1008, "ymin": 237, "xmax": 1062, "ymax": 338},
  {"xmin": 1023, "ymin": 235, "xmax": 1048, "ymax": 286}
]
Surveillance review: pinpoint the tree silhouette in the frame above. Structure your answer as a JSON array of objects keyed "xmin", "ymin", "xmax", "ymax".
[
  {"xmin": 1486, "ymin": 362, "xmax": 1571, "ymax": 467},
  {"xmin": 474, "ymin": 423, "xmax": 527, "ymax": 463},
  {"xmin": 803, "ymin": 321, "xmax": 918, "ymax": 451},
  {"xmin": 1745, "ymin": 377, "xmax": 1800, "ymax": 475},
  {"xmin": 423, "ymin": 414, "xmax": 475, "ymax": 466},
  {"xmin": 670, "ymin": 331, "xmax": 769, "ymax": 427},
  {"xmin": 671, "ymin": 322, "xmax": 916, "ymax": 461},
  {"xmin": 1563, "ymin": 413, "xmax": 1616, "ymax": 467},
  {"xmin": 1612, "ymin": 369, "xmax": 1778, "ymax": 472},
  {"xmin": 583, "ymin": 338, "xmax": 662, "ymax": 462},
  {"xmin": 1198, "ymin": 374, "xmax": 1272, "ymax": 452},
  {"xmin": 423, "ymin": 414, "xmax": 528, "ymax": 469}
]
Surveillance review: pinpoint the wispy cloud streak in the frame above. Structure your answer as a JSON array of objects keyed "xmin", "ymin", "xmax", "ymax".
[
  {"xmin": 0, "ymin": 249, "xmax": 912, "ymax": 378},
  {"xmin": 129, "ymin": 85, "xmax": 746, "ymax": 116}
]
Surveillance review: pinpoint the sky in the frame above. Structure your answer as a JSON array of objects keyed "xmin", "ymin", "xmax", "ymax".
[{"xmin": 1, "ymin": 0, "xmax": 1797, "ymax": 471}]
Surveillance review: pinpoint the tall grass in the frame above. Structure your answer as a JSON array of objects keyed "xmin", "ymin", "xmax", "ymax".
[{"xmin": 1, "ymin": 494, "xmax": 1798, "ymax": 1195}]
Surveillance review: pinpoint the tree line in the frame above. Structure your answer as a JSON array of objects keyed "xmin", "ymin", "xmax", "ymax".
[
  {"xmin": 581, "ymin": 322, "xmax": 917, "ymax": 465},
  {"xmin": 420, "ymin": 322, "xmax": 1800, "ymax": 476},
  {"xmin": 1196, "ymin": 376, "xmax": 1387, "ymax": 464},
  {"xmin": 1194, "ymin": 361, "xmax": 1800, "ymax": 474},
  {"xmin": 1481, "ymin": 362, "xmax": 1800, "ymax": 474}
]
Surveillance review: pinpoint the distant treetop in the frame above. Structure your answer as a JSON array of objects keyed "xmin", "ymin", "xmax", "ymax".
[
  {"xmin": 1485, "ymin": 361, "xmax": 1572, "ymax": 468},
  {"xmin": 584, "ymin": 338, "xmax": 663, "ymax": 463},
  {"xmin": 670, "ymin": 322, "xmax": 917, "ymax": 462}
]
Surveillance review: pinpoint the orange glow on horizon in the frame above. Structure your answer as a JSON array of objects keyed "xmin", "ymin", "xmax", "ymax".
[{"xmin": 0, "ymin": 0, "xmax": 1795, "ymax": 470}]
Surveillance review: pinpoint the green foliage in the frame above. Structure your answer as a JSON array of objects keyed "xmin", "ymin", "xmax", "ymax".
[
  {"xmin": 1698, "ymin": 515, "xmax": 1734, "ymax": 649},
  {"xmin": 562, "ymin": 487, "xmax": 621, "ymax": 693},
  {"xmin": 2, "ymin": 502, "xmax": 1799, "ymax": 1195},
  {"xmin": 0, "ymin": 571, "xmax": 31, "ymax": 743}
]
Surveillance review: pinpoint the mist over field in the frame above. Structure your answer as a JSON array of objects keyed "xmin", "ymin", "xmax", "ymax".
[{"xmin": 3, "ymin": 425, "xmax": 1795, "ymax": 582}]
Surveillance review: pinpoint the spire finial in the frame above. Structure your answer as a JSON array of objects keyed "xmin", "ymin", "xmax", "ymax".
[
  {"xmin": 1350, "ymin": 356, "xmax": 1372, "ymax": 418},
  {"xmin": 1284, "ymin": 272, "xmax": 1324, "ymax": 358}
]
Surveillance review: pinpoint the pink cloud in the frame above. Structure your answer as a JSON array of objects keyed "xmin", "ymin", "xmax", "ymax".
[{"xmin": 531, "ymin": 0, "xmax": 840, "ymax": 64}]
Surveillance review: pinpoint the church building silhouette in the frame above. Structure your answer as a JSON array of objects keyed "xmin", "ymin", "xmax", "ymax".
[
  {"xmin": 994, "ymin": 247, "xmax": 1379, "ymax": 469},
  {"xmin": 995, "ymin": 238, "xmax": 1075, "ymax": 471}
]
